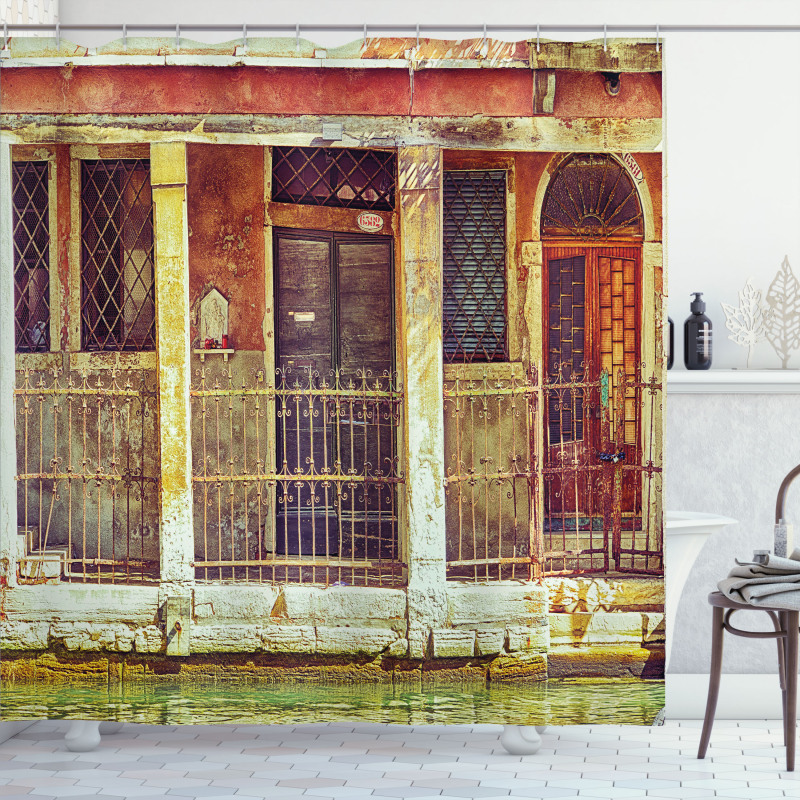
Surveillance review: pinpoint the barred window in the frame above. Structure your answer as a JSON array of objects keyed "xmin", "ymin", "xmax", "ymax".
[
  {"xmin": 81, "ymin": 159, "xmax": 155, "ymax": 352},
  {"xmin": 13, "ymin": 161, "xmax": 50, "ymax": 352},
  {"xmin": 443, "ymin": 170, "xmax": 507, "ymax": 363},
  {"xmin": 272, "ymin": 146, "xmax": 395, "ymax": 211}
]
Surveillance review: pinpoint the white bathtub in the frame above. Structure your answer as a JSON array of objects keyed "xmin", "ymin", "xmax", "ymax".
[{"xmin": 664, "ymin": 510, "xmax": 737, "ymax": 669}]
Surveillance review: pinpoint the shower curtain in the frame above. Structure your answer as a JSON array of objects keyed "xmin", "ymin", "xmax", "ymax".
[{"xmin": 0, "ymin": 30, "xmax": 664, "ymax": 726}]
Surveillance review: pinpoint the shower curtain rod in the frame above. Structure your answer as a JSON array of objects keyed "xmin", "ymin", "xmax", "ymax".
[{"xmin": 3, "ymin": 22, "xmax": 800, "ymax": 35}]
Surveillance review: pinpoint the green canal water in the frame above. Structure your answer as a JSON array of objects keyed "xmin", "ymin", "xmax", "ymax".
[{"xmin": 1, "ymin": 679, "xmax": 664, "ymax": 726}]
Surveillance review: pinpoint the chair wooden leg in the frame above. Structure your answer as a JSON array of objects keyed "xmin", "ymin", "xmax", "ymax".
[
  {"xmin": 777, "ymin": 611, "xmax": 789, "ymax": 746},
  {"xmin": 698, "ymin": 606, "xmax": 725, "ymax": 759},
  {"xmin": 785, "ymin": 611, "xmax": 798, "ymax": 772}
]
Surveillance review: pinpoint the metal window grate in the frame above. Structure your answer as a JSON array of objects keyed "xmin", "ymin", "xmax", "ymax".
[
  {"xmin": 272, "ymin": 146, "xmax": 395, "ymax": 211},
  {"xmin": 443, "ymin": 170, "xmax": 507, "ymax": 363},
  {"xmin": 541, "ymin": 154, "xmax": 643, "ymax": 240},
  {"xmin": 13, "ymin": 161, "xmax": 50, "ymax": 352},
  {"xmin": 80, "ymin": 159, "xmax": 155, "ymax": 352},
  {"xmin": 599, "ymin": 255, "xmax": 638, "ymax": 444}
]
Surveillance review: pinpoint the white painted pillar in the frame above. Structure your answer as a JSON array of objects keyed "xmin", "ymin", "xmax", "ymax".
[
  {"xmin": 150, "ymin": 141, "xmax": 194, "ymax": 588},
  {"xmin": 398, "ymin": 145, "xmax": 448, "ymax": 658},
  {"xmin": 0, "ymin": 142, "xmax": 19, "ymax": 588}
]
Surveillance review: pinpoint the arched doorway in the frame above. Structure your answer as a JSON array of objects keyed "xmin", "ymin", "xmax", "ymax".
[{"xmin": 539, "ymin": 153, "xmax": 656, "ymax": 574}]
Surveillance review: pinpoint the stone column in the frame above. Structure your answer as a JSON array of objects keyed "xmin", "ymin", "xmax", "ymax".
[
  {"xmin": 398, "ymin": 145, "xmax": 448, "ymax": 658},
  {"xmin": 0, "ymin": 143, "xmax": 19, "ymax": 587},
  {"xmin": 150, "ymin": 142, "xmax": 194, "ymax": 589}
]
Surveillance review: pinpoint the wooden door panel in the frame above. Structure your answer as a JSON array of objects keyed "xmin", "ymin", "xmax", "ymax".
[
  {"xmin": 274, "ymin": 230, "xmax": 395, "ymax": 561},
  {"xmin": 276, "ymin": 237, "xmax": 332, "ymax": 377},
  {"xmin": 337, "ymin": 240, "xmax": 393, "ymax": 376}
]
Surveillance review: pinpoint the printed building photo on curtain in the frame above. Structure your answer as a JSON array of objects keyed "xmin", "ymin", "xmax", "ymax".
[{"xmin": 0, "ymin": 32, "xmax": 664, "ymax": 725}]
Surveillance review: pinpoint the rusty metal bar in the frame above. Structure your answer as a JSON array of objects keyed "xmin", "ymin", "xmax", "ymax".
[{"xmin": 4, "ymin": 21, "xmax": 798, "ymax": 36}]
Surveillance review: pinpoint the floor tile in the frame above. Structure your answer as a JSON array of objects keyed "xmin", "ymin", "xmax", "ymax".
[{"xmin": 5, "ymin": 718, "xmax": 798, "ymax": 800}]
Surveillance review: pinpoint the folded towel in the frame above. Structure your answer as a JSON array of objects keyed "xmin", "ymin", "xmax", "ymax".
[{"xmin": 717, "ymin": 547, "xmax": 800, "ymax": 610}]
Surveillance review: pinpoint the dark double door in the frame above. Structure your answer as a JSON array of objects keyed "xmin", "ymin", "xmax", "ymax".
[{"xmin": 274, "ymin": 229, "xmax": 395, "ymax": 560}]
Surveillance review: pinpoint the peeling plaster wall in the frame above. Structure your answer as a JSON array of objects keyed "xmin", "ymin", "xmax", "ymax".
[
  {"xmin": 554, "ymin": 71, "xmax": 662, "ymax": 119},
  {"xmin": 0, "ymin": 66, "xmax": 662, "ymax": 121},
  {"xmin": 187, "ymin": 144, "xmax": 265, "ymax": 351}
]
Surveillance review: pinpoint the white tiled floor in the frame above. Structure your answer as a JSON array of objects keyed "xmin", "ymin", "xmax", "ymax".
[{"xmin": 0, "ymin": 720, "xmax": 798, "ymax": 799}]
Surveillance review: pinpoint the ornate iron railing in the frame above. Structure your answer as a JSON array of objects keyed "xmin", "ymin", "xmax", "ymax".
[
  {"xmin": 443, "ymin": 364, "xmax": 539, "ymax": 581},
  {"xmin": 14, "ymin": 368, "xmax": 160, "ymax": 583},
  {"xmin": 444, "ymin": 363, "xmax": 663, "ymax": 580},
  {"xmin": 190, "ymin": 366, "xmax": 405, "ymax": 586}
]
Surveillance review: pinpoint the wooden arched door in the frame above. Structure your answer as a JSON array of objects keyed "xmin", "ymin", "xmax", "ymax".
[{"xmin": 540, "ymin": 154, "xmax": 645, "ymax": 572}]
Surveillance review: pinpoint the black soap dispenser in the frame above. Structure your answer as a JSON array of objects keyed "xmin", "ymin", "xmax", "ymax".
[{"xmin": 684, "ymin": 292, "xmax": 712, "ymax": 370}]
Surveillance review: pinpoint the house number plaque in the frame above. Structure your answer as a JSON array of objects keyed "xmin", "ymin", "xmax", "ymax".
[{"xmin": 356, "ymin": 211, "xmax": 384, "ymax": 232}]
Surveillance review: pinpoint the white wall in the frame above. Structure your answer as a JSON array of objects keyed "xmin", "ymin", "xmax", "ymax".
[
  {"xmin": 666, "ymin": 392, "xmax": 800, "ymax": 673},
  {"xmin": 50, "ymin": 0, "xmax": 800, "ymax": 675}
]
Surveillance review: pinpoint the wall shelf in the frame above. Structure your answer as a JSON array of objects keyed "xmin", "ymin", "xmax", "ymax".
[
  {"xmin": 667, "ymin": 369, "xmax": 800, "ymax": 394},
  {"xmin": 193, "ymin": 349, "xmax": 235, "ymax": 363}
]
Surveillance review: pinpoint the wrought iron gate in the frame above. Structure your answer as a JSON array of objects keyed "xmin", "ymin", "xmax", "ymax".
[{"xmin": 444, "ymin": 364, "xmax": 662, "ymax": 581}]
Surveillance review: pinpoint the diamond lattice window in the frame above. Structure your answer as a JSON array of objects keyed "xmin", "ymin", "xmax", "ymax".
[
  {"xmin": 443, "ymin": 170, "xmax": 507, "ymax": 363},
  {"xmin": 13, "ymin": 161, "xmax": 50, "ymax": 352},
  {"xmin": 272, "ymin": 146, "xmax": 395, "ymax": 211},
  {"xmin": 81, "ymin": 159, "xmax": 155, "ymax": 352}
]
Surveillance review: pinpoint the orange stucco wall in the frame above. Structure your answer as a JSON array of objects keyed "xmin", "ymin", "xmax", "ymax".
[
  {"xmin": 187, "ymin": 144, "xmax": 266, "ymax": 351},
  {"xmin": 0, "ymin": 66, "xmax": 662, "ymax": 119}
]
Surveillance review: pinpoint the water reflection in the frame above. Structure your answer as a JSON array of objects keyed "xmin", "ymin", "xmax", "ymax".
[{"xmin": 1, "ymin": 679, "xmax": 664, "ymax": 726}]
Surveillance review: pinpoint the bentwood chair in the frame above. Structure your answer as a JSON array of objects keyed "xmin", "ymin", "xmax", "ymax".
[{"xmin": 698, "ymin": 591, "xmax": 799, "ymax": 771}]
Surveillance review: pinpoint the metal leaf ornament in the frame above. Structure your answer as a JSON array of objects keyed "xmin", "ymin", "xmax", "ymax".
[
  {"xmin": 721, "ymin": 279, "xmax": 771, "ymax": 368},
  {"xmin": 765, "ymin": 256, "xmax": 800, "ymax": 369}
]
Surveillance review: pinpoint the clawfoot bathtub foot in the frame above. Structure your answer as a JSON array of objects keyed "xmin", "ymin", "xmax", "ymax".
[
  {"xmin": 98, "ymin": 721, "xmax": 124, "ymax": 734},
  {"xmin": 499, "ymin": 725, "xmax": 543, "ymax": 754},
  {"xmin": 64, "ymin": 720, "xmax": 101, "ymax": 752}
]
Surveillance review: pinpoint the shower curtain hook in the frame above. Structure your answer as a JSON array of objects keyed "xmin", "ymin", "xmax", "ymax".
[
  {"xmin": 656, "ymin": 23, "xmax": 660, "ymax": 52},
  {"xmin": 603, "ymin": 23, "xmax": 607, "ymax": 52},
  {"xmin": 55, "ymin": 22, "xmax": 60, "ymax": 50},
  {"xmin": 482, "ymin": 22, "xmax": 487, "ymax": 50},
  {"xmin": 175, "ymin": 23, "xmax": 180, "ymax": 52},
  {"xmin": 296, "ymin": 23, "xmax": 300, "ymax": 53},
  {"xmin": 364, "ymin": 23, "xmax": 367, "ymax": 46},
  {"xmin": 416, "ymin": 23, "xmax": 420, "ymax": 48},
  {"xmin": 536, "ymin": 23, "xmax": 540, "ymax": 53},
  {"xmin": 122, "ymin": 23, "xmax": 127, "ymax": 52},
  {"xmin": 3, "ymin": 22, "xmax": 8, "ymax": 51},
  {"xmin": 242, "ymin": 23, "xmax": 247, "ymax": 54}
]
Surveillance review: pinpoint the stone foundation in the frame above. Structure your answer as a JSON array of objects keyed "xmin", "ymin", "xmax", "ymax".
[
  {"xmin": 0, "ymin": 650, "xmax": 549, "ymax": 685},
  {"xmin": 0, "ymin": 579, "xmax": 664, "ymax": 682}
]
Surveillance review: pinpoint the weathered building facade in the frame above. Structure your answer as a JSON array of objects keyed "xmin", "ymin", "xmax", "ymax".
[{"xmin": 0, "ymin": 34, "xmax": 664, "ymax": 691}]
